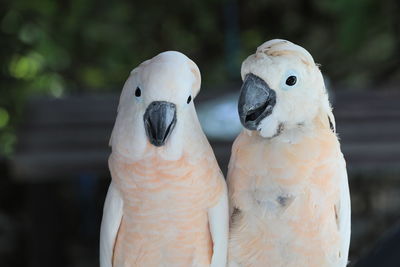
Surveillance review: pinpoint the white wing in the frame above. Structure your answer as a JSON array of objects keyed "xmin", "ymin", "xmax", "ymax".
[
  {"xmin": 208, "ymin": 185, "xmax": 229, "ymax": 267},
  {"xmin": 100, "ymin": 182, "xmax": 123, "ymax": 267},
  {"xmin": 338, "ymin": 157, "xmax": 351, "ymax": 265}
]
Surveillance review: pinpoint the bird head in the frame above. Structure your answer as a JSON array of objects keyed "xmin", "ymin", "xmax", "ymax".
[
  {"xmin": 238, "ymin": 39, "xmax": 334, "ymax": 139},
  {"xmin": 110, "ymin": 51, "xmax": 201, "ymax": 159}
]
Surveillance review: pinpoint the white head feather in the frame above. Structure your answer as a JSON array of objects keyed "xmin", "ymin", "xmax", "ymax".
[
  {"xmin": 241, "ymin": 39, "xmax": 334, "ymax": 139},
  {"xmin": 110, "ymin": 51, "xmax": 203, "ymax": 161}
]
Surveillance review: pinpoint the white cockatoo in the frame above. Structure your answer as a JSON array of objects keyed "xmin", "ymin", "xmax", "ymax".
[
  {"xmin": 100, "ymin": 51, "xmax": 228, "ymax": 267},
  {"xmin": 227, "ymin": 39, "xmax": 351, "ymax": 267}
]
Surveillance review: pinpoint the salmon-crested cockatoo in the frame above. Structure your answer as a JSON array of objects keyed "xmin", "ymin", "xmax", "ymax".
[
  {"xmin": 100, "ymin": 51, "xmax": 228, "ymax": 267},
  {"xmin": 227, "ymin": 39, "xmax": 351, "ymax": 267}
]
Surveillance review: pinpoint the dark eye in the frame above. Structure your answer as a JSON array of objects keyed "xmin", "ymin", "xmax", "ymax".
[
  {"xmin": 135, "ymin": 87, "xmax": 141, "ymax": 97},
  {"xmin": 285, "ymin": 76, "xmax": 297, "ymax": 86},
  {"xmin": 187, "ymin": 95, "xmax": 192, "ymax": 104}
]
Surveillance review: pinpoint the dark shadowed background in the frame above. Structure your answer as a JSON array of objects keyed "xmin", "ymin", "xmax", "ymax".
[{"xmin": 1, "ymin": 0, "xmax": 400, "ymax": 266}]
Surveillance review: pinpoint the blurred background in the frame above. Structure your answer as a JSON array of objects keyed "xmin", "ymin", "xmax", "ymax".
[{"xmin": 1, "ymin": 0, "xmax": 400, "ymax": 266}]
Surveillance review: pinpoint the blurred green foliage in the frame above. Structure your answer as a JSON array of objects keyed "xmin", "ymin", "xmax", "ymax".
[{"xmin": 1, "ymin": 0, "xmax": 399, "ymax": 156}]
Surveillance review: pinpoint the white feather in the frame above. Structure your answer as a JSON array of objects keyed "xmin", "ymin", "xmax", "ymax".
[
  {"xmin": 99, "ymin": 182, "xmax": 123, "ymax": 267},
  {"xmin": 338, "ymin": 156, "xmax": 351, "ymax": 264},
  {"xmin": 208, "ymin": 186, "xmax": 229, "ymax": 267}
]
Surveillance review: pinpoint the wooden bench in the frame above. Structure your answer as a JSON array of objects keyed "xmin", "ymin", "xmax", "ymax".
[
  {"xmin": 11, "ymin": 94, "xmax": 118, "ymax": 182},
  {"xmin": 11, "ymin": 90, "xmax": 400, "ymax": 182}
]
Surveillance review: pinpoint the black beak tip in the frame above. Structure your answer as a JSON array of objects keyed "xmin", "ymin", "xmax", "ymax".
[{"xmin": 150, "ymin": 140, "xmax": 165, "ymax": 147}]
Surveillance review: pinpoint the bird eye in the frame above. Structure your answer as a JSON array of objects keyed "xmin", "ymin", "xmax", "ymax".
[
  {"xmin": 285, "ymin": 76, "xmax": 297, "ymax": 86},
  {"xmin": 187, "ymin": 95, "xmax": 192, "ymax": 104},
  {"xmin": 135, "ymin": 87, "xmax": 141, "ymax": 97}
]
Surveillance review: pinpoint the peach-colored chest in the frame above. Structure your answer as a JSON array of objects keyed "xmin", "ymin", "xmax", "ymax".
[
  {"xmin": 231, "ymin": 132, "xmax": 342, "ymax": 266},
  {"xmin": 110, "ymin": 155, "xmax": 218, "ymax": 266}
]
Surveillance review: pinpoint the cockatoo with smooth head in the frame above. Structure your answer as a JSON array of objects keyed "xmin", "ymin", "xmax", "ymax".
[
  {"xmin": 227, "ymin": 39, "xmax": 351, "ymax": 267},
  {"xmin": 100, "ymin": 51, "xmax": 228, "ymax": 267}
]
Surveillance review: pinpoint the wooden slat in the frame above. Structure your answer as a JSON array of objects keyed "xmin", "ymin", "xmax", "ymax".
[
  {"xmin": 22, "ymin": 94, "xmax": 118, "ymax": 126},
  {"xmin": 16, "ymin": 126, "xmax": 111, "ymax": 152},
  {"xmin": 338, "ymin": 120, "xmax": 400, "ymax": 143},
  {"xmin": 11, "ymin": 149, "xmax": 110, "ymax": 182}
]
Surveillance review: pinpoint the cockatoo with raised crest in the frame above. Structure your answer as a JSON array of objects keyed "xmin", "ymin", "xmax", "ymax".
[
  {"xmin": 100, "ymin": 51, "xmax": 228, "ymax": 267},
  {"xmin": 227, "ymin": 39, "xmax": 351, "ymax": 267}
]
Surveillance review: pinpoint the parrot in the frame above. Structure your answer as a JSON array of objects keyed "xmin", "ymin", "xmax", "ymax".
[
  {"xmin": 227, "ymin": 39, "xmax": 351, "ymax": 267},
  {"xmin": 99, "ymin": 51, "xmax": 228, "ymax": 267}
]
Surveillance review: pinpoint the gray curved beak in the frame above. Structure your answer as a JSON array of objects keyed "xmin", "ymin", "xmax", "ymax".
[
  {"xmin": 143, "ymin": 101, "xmax": 177, "ymax": 147},
  {"xmin": 238, "ymin": 73, "xmax": 276, "ymax": 130}
]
